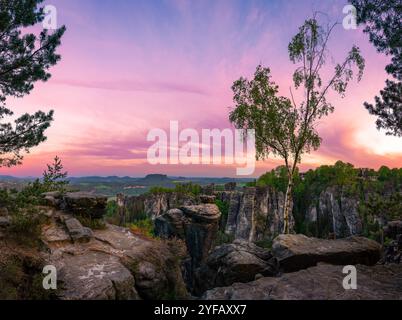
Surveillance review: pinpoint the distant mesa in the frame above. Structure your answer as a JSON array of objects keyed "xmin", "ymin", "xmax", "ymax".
[{"xmin": 138, "ymin": 174, "xmax": 173, "ymax": 186}]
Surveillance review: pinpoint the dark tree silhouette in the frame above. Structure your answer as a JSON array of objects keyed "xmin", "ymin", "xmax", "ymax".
[
  {"xmin": 351, "ymin": 0, "xmax": 401, "ymax": 136},
  {"xmin": 0, "ymin": 0, "xmax": 66, "ymax": 166}
]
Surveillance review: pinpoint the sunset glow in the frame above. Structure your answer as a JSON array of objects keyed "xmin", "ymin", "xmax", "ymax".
[{"xmin": 1, "ymin": 0, "xmax": 401, "ymax": 177}]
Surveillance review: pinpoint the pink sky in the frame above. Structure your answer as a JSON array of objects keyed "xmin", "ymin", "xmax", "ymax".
[{"xmin": 1, "ymin": 0, "xmax": 401, "ymax": 177}]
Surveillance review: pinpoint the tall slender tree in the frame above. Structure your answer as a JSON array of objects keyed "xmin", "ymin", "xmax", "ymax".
[
  {"xmin": 0, "ymin": 0, "xmax": 65, "ymax": 167},
  {"xmin": 229, "ymin": 16, "xmax": 365, "ymax": 233}
]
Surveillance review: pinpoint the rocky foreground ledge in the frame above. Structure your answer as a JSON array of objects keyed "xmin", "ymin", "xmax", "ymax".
[
  {"xmin": 272, "ymin": 234, "xmax": 382, "ymax": 272},
  {"xmin": 203, "ymin": 263, "xmax": 402, "ymax": 300},
  {"xmin": 41, "ymin": 210, "xmax": 188, "ymax": 300}
]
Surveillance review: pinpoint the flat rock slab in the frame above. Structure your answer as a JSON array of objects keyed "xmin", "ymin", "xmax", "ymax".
[
  {"xmin": 194, "ymin": 240, "xmax": 278, "ymax": 295},
  {"xmin": 203, "ymin": 263, "xmax": 402, "ymax": 300},
  {"xmin": 56, "ymin": 251, "xmax": 139, "ymax": 300},
  {"xmin": 272, "ymin": 234, "xmax": 381, "ymax": 272}
]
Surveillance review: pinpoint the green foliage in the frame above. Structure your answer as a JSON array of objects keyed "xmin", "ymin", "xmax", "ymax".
[
  {"xmin": 350, "ymin": 0, "xmax": 401, "ymax": 136},
  {"xmin": 215, "ymin": 199, "xmax": 229, "ymax": 219},
  {"xmin": 0, "ymin": 0, "xmax": 66, "ymax": 166},
  {"xmin": 76, "ymin": 215, "xmax": 106, "ymax": 230},
  {"xmin": 8, "ymin": 207, "xmax": 47, "ymax": 246},
  {"xmin": 129, "ymin": 218, "xmax": 155, "ymax": 238},
  {"xmin": 215, "ymin": 198, "xmax": 230, "ymax": 231},
  {"xmin": 257, "ymin": 166, "xmax": 300, "ymax": 193},
  {"xmin": 255, "ymin": 239, "xmax": 273, "ymax": 249},
  {"xmin": 229, "ymin": 16, "xmax": 364, "ymax": 234},
  {"xmin": 0, "ymin": 255, "xmax": 57, "ymax": 300},
  {"xmin": 106, "ymin": 199, "xmax": 118, "ymax": 217},
  {"xmin": 256, "ymin": 161, "xmax": 402, "ymax": 237},
  {"xmin": 214, "ymin": 231, "xmax": 234, "ymax": 246},
  {"xmin": 1, "ymin": 156, "xmax": 70, "ymax": 210},
  {"xmin": 42, "ymin": 156, "xmax": 69, "ymax": 193}
]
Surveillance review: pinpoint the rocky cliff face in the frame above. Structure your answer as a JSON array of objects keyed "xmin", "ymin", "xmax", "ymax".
[
  {"xmin": 216, "ymin": 186, "xmax": 294, "ymax": 242},
  {"xmin": 124, "ymin": 186, "xmax": 293, "ymax": 243},
  {"xmin": 123, "ymin": 192, "xmax": 197, "ymax": 221},
  {"xmin": 306, "ymin": 186, "xmax": 363, "ymax": 238}
]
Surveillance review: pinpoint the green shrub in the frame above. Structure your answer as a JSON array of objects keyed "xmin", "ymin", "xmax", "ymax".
[
  {"xmin": 214, "ymin": 230, "xmax": 234, "ymax": 246},
  {"xmin": 76, "ymin": 215, "xmax": 106, "ymax": 230},
  {"xmin": 8, "ymin": 208, "xmax": 47, "ymax": 246},
  {"xmin": 254, "ymin": 239, "xmax": 273, "ymax": 249},
  {"xmin": 129, "ymin": 218, "xmax": 155, "ymax": 238}
]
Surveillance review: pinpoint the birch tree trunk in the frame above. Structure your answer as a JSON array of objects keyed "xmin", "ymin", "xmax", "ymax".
[{"xmin": 283, "ymin": 177, "xmax": 293, "ymax": 234}]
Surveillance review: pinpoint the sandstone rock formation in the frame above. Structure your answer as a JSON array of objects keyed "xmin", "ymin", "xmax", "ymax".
[
  {"xmin": 63, "ymin": 192, "xmax": 108, "ymax": 219},
  {"xmin": 306, "ymin": 186, "xmax": 363, "ymax": 238},
  {"xmin": 122, "ymin": 186, "xmax": 292, "ymax": 243},
  {"xmin": 123, "ymin": 192, "xmax": 197, "ymax": 221},
  {"xmin": 155, "ymin": 204, "xmax": 221, "ymax": 269},
  {"xmin": 40, "ymin": 210, "xmax": 188, "ymax": 300},
  {"xmin": 272, "ymin": 234, "xmax": 381, "ymax": 272},
  {"xmin": 216, "ymin": 186, "xmax": 294, "ymax": 242},
  {"xmin": 203, "ymin": 263, "xmax": 402, "ymax": 300},
  {"xmin": 193, "ymin": 240, "xmax": 279, "ymax": 295}
]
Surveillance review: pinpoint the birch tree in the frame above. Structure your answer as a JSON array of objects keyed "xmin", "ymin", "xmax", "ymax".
[{"xmin": 229, "ymin": 17, "xmax": 365, "ymax": 233}]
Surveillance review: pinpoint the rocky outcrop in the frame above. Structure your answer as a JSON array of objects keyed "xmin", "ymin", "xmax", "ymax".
[
  {"xmin": 63, "ymin": 192, "xmax": 107, "ymax": 219},
  {"xmin": 123, "ymin": 192, "xmax": 197, "ymax": 222},
  {"xmin": 272, "ymin": 234, "xmax": 381, "ymax": 272},
  {"xmin": 56, "ymin": 251, "xmax": 138, "ymax": 300},
  {"xmin": 40, "ymin": 210, "xmax": 188, "ymax": 300},
  {"xmin": 155, "ymin": 204, "xmax": 221, "ymax": 269},
  {"xmin": 203, "ymin": 263, "xmax": 402, "ymax": 300},
  {"xmin": 124, "ymin": 186, "xmax": 291, "ymax": 243},
  {"xmin": 216, "ymin": 186, "xmax": 293, "ymax": 242},
  {"xmin": 193, "ymin": 240, "xmax": 279, "ymax": 295},
  {"xmin": 63, "ymin": 217, "xmax": 93, "ymax": 243},
  {"xmin": 154, "ymin": 204, "xmax": 221, "ymax": 291},
  {"xmin": 306, "ymin": 186, "xmax": 363, "ymax": 238}
]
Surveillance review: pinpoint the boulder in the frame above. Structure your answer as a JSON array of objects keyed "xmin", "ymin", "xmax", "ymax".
[
  {"xmin": 41, "ymin": 191, "xmax": 62, "ymax": 207},
  {"xmin": 42, "ymin": 222, "xmax": 71, "ymax": 244},
  {"xmin": 64, "ymin": 217, "xmax": 93, "ymax": 243},
  {"xmin": 203, "ymin": 263, "xmax": 402, "ymax": 300},
  {"xmin": 194, "ymin": 240, "xmax": 279, "ymax": 295},
  {"xmin": 63, "ymin": 192, "xmax": 107, "ymax": 219},
  {"xmin": 272, "ymin": 234, "xmax": 381, "ymax": 272},
  {"xmin": 56, "ymin": 251, "xmax": 139, "ymax": 300},
  {"xmin": 0, "ymin": 215, "xmax": 11, "ymax": 228},
  {"xmin": 199, "ymin": 195, "xmax": 216, "ymax": 204}
]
